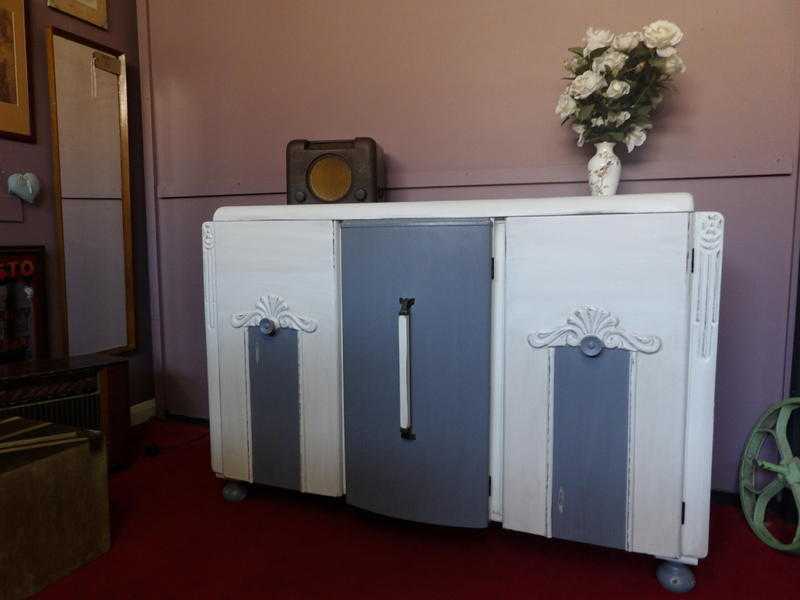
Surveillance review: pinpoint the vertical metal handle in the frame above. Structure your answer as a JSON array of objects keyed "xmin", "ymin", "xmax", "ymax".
[{"xmin": 399, "ymin": 297, "xmax": 415, "ymax": 440}]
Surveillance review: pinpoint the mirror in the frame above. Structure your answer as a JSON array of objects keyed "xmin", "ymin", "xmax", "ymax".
[{"xmin": 47, "ymin": 29, "xmax": 135, "ymax": 355}]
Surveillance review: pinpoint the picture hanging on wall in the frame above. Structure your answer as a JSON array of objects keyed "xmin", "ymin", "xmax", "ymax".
[
  {"xmin": 0, "ymin": 0, "xmax": 33, "ymax": 141},
  {"xmin": 47, "ymin": 0, "xmax": 108, "ymax": 30}
]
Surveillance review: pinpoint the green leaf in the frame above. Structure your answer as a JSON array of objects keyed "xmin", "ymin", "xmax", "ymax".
[
  {"xmin": 568, "ymin": 47, "xmax": 584, "ymax": 56},
  {"xmin": 577, "ymin": 103, "xmax": 595, "ymax": 120},
  {"xmin": 606, "ymin": 131, "xmax": 625, "ymax": 142},
  {"xmin": 588, "ymin": 46, "xmax": 607, "ymax": 60},
  {"xmin": 630, "ymin": 43, "xmax": 651, "ymax": 59}
]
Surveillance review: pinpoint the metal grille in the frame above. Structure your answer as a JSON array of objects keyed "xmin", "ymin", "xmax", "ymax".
[
  {"xmin": 0, "ymin": 392, "xmax": 102, "ymax": 430},
  {"xmin": 0, "ymin": 373, "xmax": 97, "ymax": 408}
]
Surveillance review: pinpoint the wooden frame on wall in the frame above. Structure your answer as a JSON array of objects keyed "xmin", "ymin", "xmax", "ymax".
[
  {"xmin": 0, "ymin": 0, "xmax": 33, "ymax": 141},
  {"xmin": 46, "ymin": 27, "xmax": 136, "ymax": 356},
  {"xmin": 47, "ymin": 0, "xmax": 108, "ymax": 30}
]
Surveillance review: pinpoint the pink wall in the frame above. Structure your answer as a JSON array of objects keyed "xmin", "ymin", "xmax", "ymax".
[
  {"xmin": 0, "ymin": 0, "xmax": 153, "ymax": 405},
  {"xmin": 138, "ymin": 0, "xmax": 800, "ymax": 491}
]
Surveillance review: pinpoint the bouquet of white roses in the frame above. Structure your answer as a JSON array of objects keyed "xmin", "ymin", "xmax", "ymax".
[{"xmin": 556, "ymin": 20, "xmax": 686, "ymax": 153}]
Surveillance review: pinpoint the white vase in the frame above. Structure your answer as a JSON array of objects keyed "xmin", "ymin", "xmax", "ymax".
[{"xmin": 588, "ymin": 142, "xmax": 621, "ymax": 196}]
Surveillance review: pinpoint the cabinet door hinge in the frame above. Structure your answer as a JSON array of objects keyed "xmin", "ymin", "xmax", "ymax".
[
  {"xmin": 489, "ymin": 476, "xmax": 492, "ymax": 497},
  {"xmin": 689, "ymin": 248, "xmax": 695, "ymax": 273},
  {"xmin": 491, "ymin": 257, "xmax": 495, "ymax": 280},
  {"xmin": 681, "ymin": 501, "xmax": 686, "ymax": 524}
]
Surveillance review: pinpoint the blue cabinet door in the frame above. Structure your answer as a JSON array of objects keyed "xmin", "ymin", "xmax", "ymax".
[
  {"xmin": 248, "ymin": 326, "xmax": 301, "ymax": 491},
  {"xmin": 341, "ymin": 219, "xmax": 492, "ymax": 528},
  {"xmin": 551, "ymin": 346, "xmax": 630, "ymax": 549}
]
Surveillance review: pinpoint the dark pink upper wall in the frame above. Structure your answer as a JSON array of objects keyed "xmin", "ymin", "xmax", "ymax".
[
  {"xmin": 0, "ymin": 0, "xmax": 153, "ymax": 404},
  {"xmin": 139, "ymin": 0, "xmax": 800, "ymax": 491},
  {"xmin": 146, "ymin": 0, "xmax": 798, "ymax": 197}
]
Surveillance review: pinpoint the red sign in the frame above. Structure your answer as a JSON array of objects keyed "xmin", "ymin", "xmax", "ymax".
[
  {"xmin": 0, "ymin": 257, "xmax": 37, "ymax": 281},
  {"xmin": 0, "ymin": 247, "xmax": 46, "ymax": 363}
]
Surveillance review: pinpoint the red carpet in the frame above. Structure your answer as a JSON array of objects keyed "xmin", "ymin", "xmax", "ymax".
[{"xmin": 36, "ymin": 419, "xmax": 798, "ymax": 599}]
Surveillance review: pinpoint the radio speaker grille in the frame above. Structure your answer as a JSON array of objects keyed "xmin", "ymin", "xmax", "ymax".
[{"xmin": 308, "ymin": 155, "xmax": 352, "ymax": 202}]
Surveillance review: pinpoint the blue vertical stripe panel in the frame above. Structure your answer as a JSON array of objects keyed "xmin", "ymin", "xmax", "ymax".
[
  {"xmin": 342, "ymin": 219, "xmax": 492, "ymax": 528},
  {"xmin": 551, "ymin": 346, "xmax": 630, "ymax": 550},
  {"xmin": 248, "ymin": 326, "xmax": 301, "ymax": 491}
]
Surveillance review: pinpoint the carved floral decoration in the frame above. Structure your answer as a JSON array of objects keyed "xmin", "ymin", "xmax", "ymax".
[
  {"xmin": 231, "ymin": 294, "xmax": 318, "ymax": 333},
  {"xmin": 528, "ymin": 306, "xmax": 661, "ymax": 354}
]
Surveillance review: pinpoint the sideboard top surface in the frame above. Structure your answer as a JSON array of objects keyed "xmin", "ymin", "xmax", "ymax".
[{"xmin": 212, "ymin": 193, "xmax": 694, "ymax": 223}]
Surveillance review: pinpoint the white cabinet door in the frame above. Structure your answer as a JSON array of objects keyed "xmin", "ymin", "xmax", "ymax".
[
  {"xmin": 503, "ymin": 213, "xmax": 691, "ymax": 557},
  {"xmin": 203, "ymin": 219, "xmax": 342, "ymax": 496}
]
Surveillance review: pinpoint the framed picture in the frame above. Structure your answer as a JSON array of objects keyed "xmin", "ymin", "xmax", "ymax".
[
  {"xmin": 0, "ymin": 246, "xmax": 47, "ymax": 363},
  {"xmin": 47, "ymin": 0, "xmax": 108, "ymax": 30},
  {"xmin": 0, "ymin": 0, "xmax": 33, "ymax": 141}
]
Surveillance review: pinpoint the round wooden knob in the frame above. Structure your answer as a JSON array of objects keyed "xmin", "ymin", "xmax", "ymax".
[
  {"xmin": 258, "ymin": 318, "xmax": 278, "ymax": 336},
  {"xmin": 580, "ymin": 335, "xmax": 603, "ymax": 357}
]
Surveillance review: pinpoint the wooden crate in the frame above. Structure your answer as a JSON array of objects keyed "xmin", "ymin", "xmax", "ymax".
[{"xmin": 0, "ymin": 417, "xmax": 110, "ymax": 600}]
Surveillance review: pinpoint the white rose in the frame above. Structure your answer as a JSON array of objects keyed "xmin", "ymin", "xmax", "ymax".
[
  {"xmin": 572, "ymin": 124, "xmax": 587, "ymax": 147},
  {"xmin": 613, "ymin": 31, "xmax": 642, "ymax": 52},
  {"xmin": 624, "ymin": 126, "xmax": 648, "ymax": 153},
  {"xmin": 657, "ymin": 46, "xmax": 677, "ymax": 58},
  {"xmin": 590, "ymin": 116, "xmax": 605, "ymax": 127},
  {"xmin": 592, "ymin": 49, "xmax": 628, "ymax": 76},
  {"xmin": 662, "ymin": 54, "xmax": 686, "ymax": 75},
  {"xmin": 569, "ymin": 70, "xmax": 606, "ymax": 99},
  {"xmin": 607, "ymin": 110, "xmax": 631, "ymax": 126},
  {"xmin": 643, "ymin": 20, "xmax": 684, "ymax": 49},
  {"xmin": 583, "ymin": 27, "xmax": 615, "ymax": 56},
  {"xmin": 555, "ymin": 92, "xmax": 578, "ymax": 120},
  {"xmin": 604, "ymin": 80, "xmax": 631, "ymax": 99}
]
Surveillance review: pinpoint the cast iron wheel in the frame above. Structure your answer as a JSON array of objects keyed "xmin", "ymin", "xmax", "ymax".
[{"xmin": 739, "ymin": 397, "xmax": 800, "ymax": 553}]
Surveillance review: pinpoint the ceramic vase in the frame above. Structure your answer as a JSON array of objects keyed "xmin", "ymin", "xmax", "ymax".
[{"xmin": 588, "ymin": 142, "xmax": 621, "ymax": 196}]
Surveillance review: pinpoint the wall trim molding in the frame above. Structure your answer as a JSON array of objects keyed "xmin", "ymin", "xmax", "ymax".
[
  {"xmin": 136, "ymin": 0, "xmax": 166, "ymax": 413},
  {"xmin": 155, "ymin": 160, "xmax": 795, "ymax": 201},
  {"xmin": 130, "ymin": 398, "xmax": 157, "ymax": 426},
  {"xmin": 781, "ymin": 93, "xmax": 800, "ymax": 397}
]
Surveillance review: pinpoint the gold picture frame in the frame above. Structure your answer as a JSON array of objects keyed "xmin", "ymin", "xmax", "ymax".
[
  {"xmin": 0, "ymin": 0, "xmax": 33, "ymax": 141},
  {"xmin": 47, "ymin": 0, "xmax": 108, "ymax": 30}
]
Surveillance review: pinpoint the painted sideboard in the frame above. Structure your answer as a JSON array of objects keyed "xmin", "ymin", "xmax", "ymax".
[{"xmin": 202, "ymin": 194, "xmax": 724, "ymax": 587}]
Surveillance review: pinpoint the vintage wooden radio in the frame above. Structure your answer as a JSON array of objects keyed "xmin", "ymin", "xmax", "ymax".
[{"xmin": 286, "ymin": 138, "xmax": 385, "ymax": 204}]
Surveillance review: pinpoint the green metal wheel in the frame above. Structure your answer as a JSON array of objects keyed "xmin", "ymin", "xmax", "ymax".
[{"xmin": 739, "ymin": 397, "xmax": 800, "ymax": 553}]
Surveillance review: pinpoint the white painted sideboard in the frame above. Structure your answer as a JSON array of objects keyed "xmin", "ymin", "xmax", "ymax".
[{"xmin": 202, "ymin": 194, "xmax": 723, "ymax": 581}]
